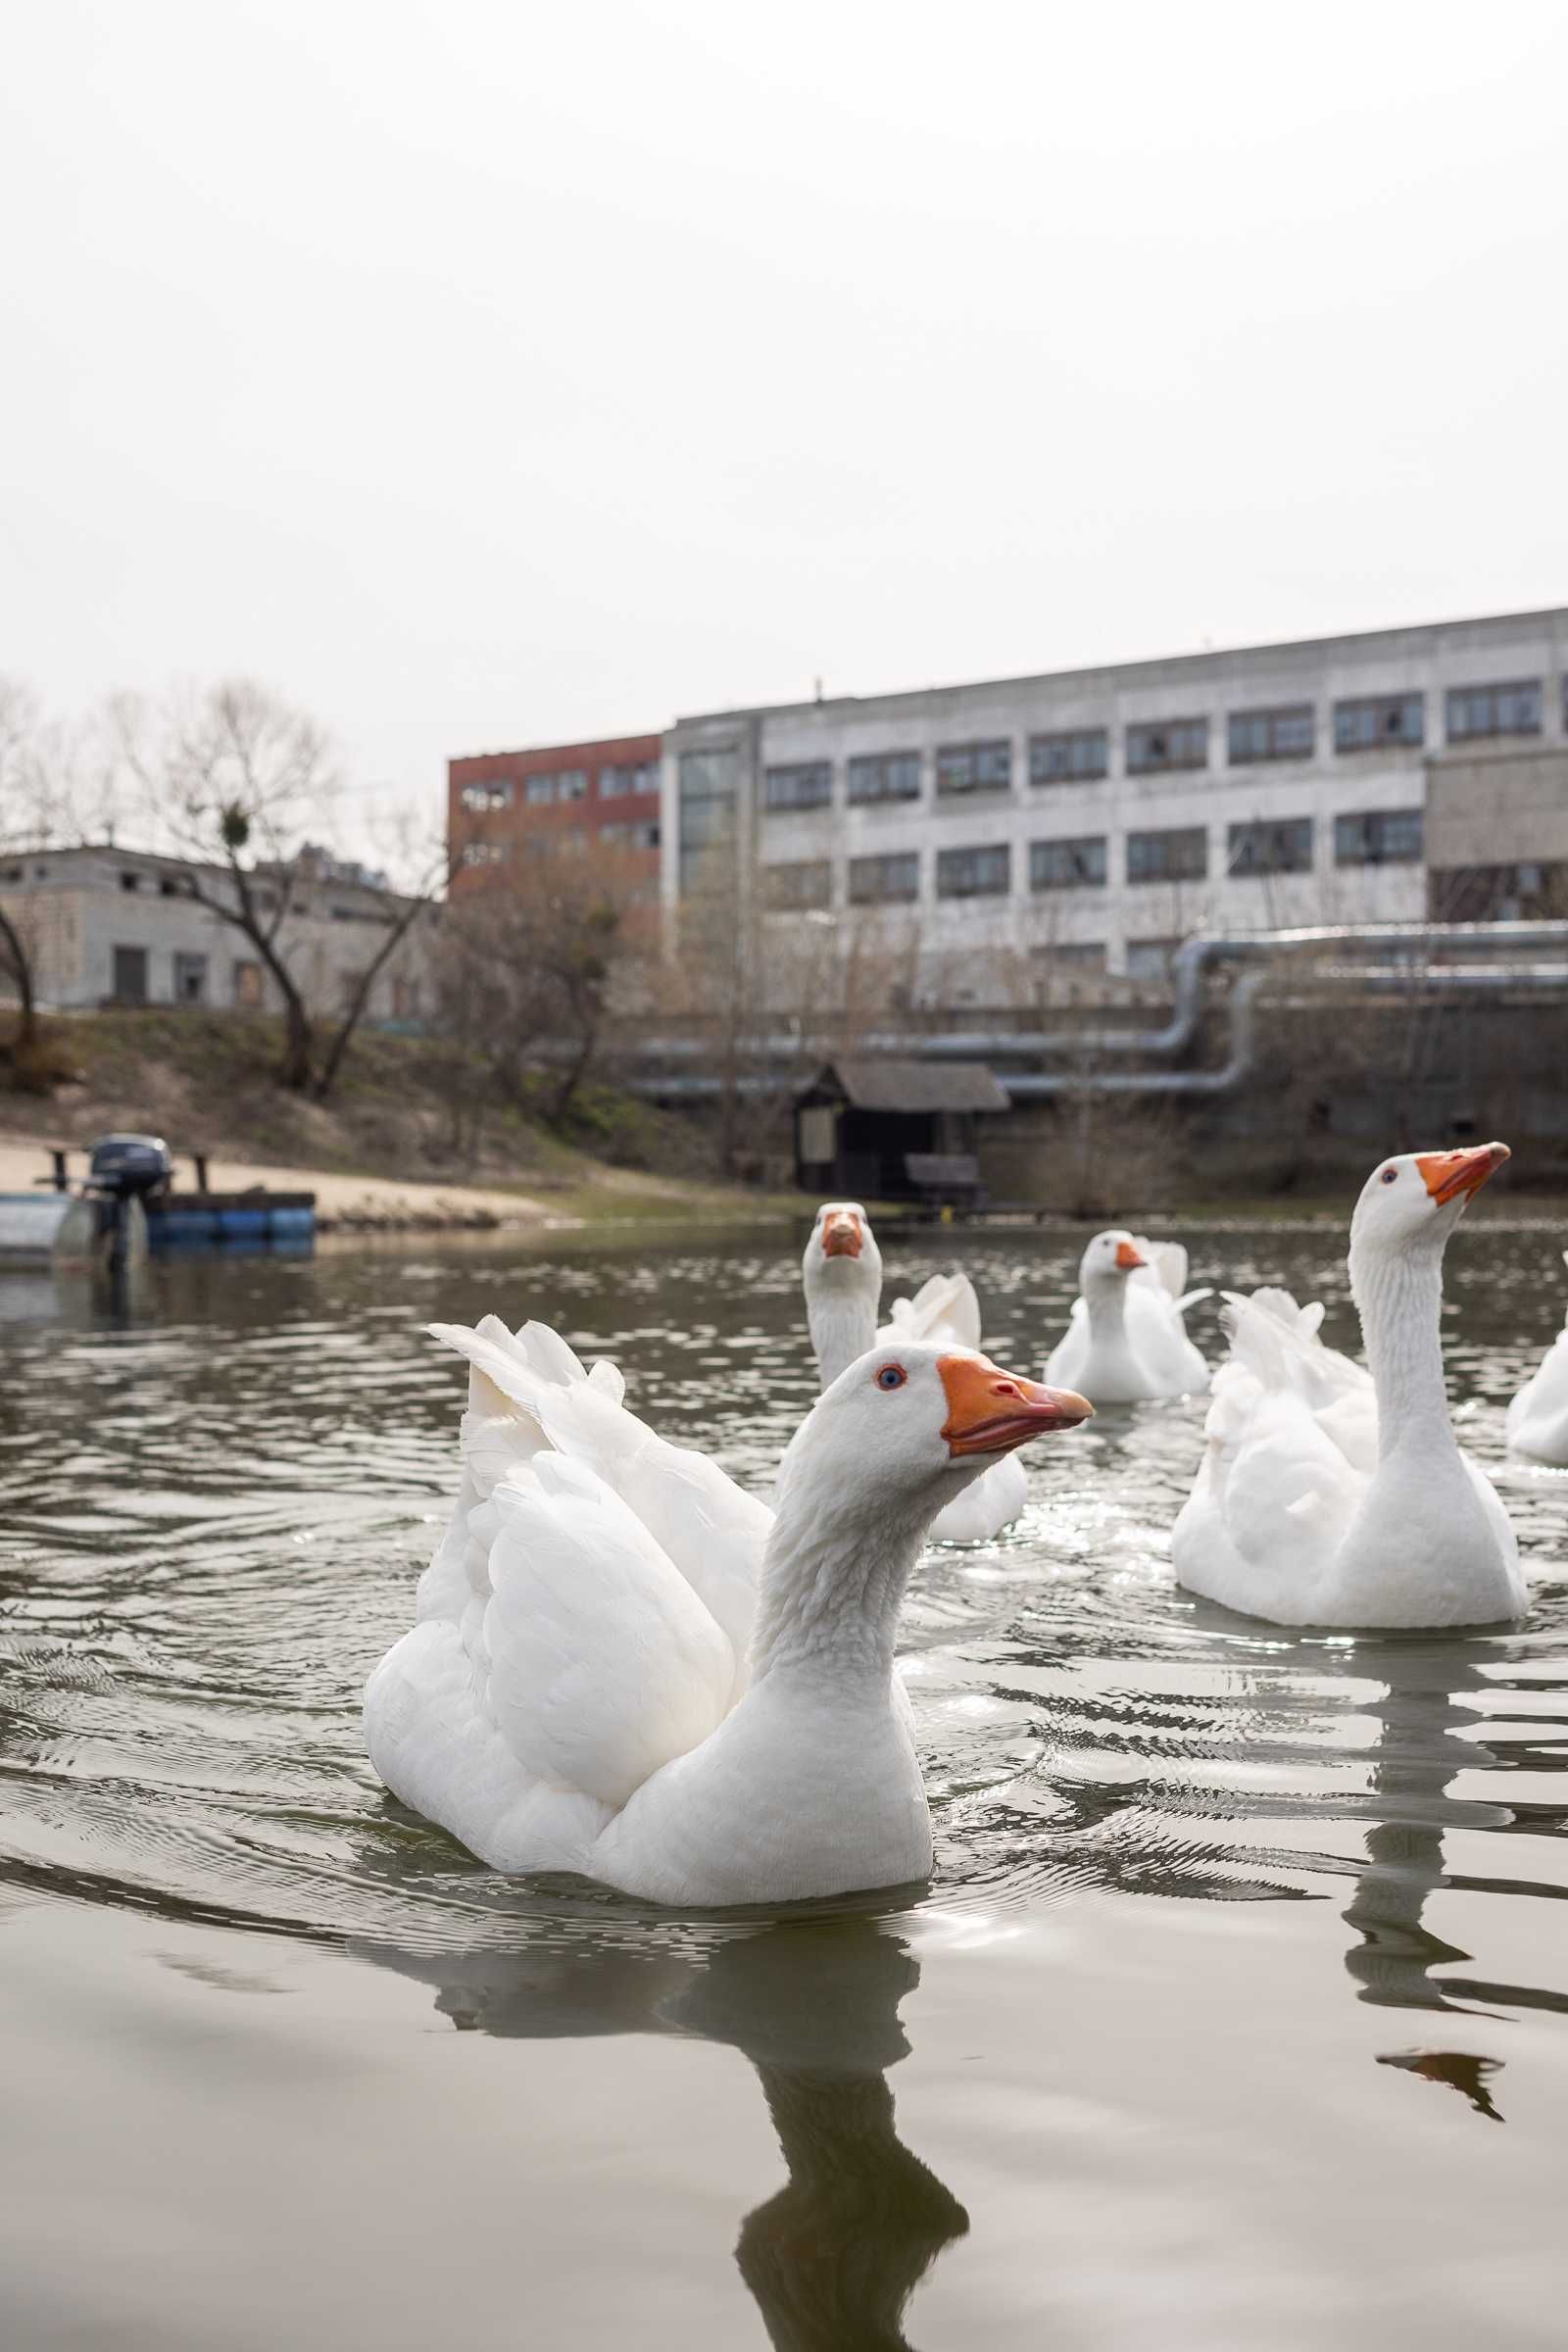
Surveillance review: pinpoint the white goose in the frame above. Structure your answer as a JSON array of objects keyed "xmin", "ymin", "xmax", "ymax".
[
  {"xmin": 1506, "ymin": 1252, "xmax": 1568, "ymax": 1464},
  {"xmin": 1172, "ymin": 1144, "xmax": 1525, "ymax": 1629},
  {"xmin": 365, "ymin": 1314, "xmax": 1091, "ymax": 1902},
  {"xmin": 1044, "ymin": 1229, "xmax": 1210, "ymax": 1403},
  {"xmin": 803, "ymin": 1202, "xmax": 1028, "ymax": 1543}
]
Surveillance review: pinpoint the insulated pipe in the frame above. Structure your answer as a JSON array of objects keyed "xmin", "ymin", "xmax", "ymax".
[
  {"xmin": 624, "ymin": 943, "xmax": 1568, "ymax": 1101},
  {"xmin": 628, "ymin": 920, "xmax": 1568, "ymax": 1067}
]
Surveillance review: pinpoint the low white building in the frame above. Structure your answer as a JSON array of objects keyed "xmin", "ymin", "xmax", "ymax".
[
  {"xmin": 0, "ymin": 845, "xmax": 434, "ymax": 1025},
  {"xmin": 662, "ymin": 608, "xmax": 1568, "ymax": 997}
]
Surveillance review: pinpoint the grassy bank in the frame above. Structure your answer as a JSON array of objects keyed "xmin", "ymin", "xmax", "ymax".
[{"xmin": 0, "ymin": 1010, "xmax": 804, "ymax": 1231}]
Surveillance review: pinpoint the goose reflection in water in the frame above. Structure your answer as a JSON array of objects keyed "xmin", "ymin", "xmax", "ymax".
[
  {"xmin": 357, "ymin": 1914, "xmax": 967, "ymax": 2352},
  {"xmin": 1341, "ymin": 1633, "xmax": 1568, "ymax": 2123}
]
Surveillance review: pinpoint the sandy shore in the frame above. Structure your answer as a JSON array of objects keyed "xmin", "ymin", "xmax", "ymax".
[{"xmin": 0, "ymin": 1136, "xmax": 553, "ymax": 1232}]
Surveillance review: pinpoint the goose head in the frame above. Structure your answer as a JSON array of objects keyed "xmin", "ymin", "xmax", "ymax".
[
  {"xmin": 1348, "ymin": 1142, "xmax": 1509, "ymax": 1275},
  {"xmin": 1078, "ymin": 1228, "xmax": 1148, "ymax": 1296},
  {"xmin": 803, "ymin": 1200, "xmax": 883, "ymax": 1311},
  {"xmin": 778, "ymin": 1339, "xmax": 1092, "ymax": 1535}
]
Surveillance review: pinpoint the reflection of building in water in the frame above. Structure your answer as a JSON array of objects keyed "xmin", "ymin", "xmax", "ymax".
[{"xmin": 359, "ymin": 1916, "xmax": 967, "ymax": 2351}]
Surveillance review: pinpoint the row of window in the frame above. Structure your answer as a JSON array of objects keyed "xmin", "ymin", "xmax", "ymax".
[
  {"xmin": 760, "ymin": 679, "xmax": 1553, "ymax": 813},
  {"xmin": 459, "ymin": 819, "xmax": 662, "ymax": 866},
  {"xmin": 761, "ymin": 808, "xmax": 1424, "ymax": 908},
  {"xmin": 458, "ymin": 759, "xmax": 660, "ymax": 814}
]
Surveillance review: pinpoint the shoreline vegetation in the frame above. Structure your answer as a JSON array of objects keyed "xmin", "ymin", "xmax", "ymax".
[{"xmin": 0, "ymin": 1009, "xmax": 1560, "ymax": 1241}]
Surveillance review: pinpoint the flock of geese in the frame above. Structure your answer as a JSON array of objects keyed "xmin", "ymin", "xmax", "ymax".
[{"xmin": 365, "ymin": 1138, "xmax": 1564, "ymax": 1908}]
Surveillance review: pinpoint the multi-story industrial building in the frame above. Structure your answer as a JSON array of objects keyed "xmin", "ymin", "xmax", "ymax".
[
  {"xmin": 662, "ymin": 608, "xmax": 1568, "ymax": 996},
  {"xmin": 448, "ymin": 731, "xmax": 662, "ymax": 896}
]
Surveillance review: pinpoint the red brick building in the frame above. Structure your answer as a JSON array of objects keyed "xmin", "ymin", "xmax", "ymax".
[{"xmin": 448, "ymin": 732, "xmax": 662, "ymax": 896}]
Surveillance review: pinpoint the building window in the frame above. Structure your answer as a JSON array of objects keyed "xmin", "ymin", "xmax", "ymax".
[
  {"xmin": 1227, "ymin": 818, "xmax": 1314, "ymax": 875},
  {"xmin": 1030, "ymin": 835, "xmax": 1107, "ymax": 890},
  {"xmin": 601, "ymin": 820, "xmax": 661, "ymax": 851},
  {"xmin": 936, "ymin": 740, "xmax": 1011, "ymax": 796},
  {"xmin": 1431, "ymin": 861, "xmax": 1568, "ymax": 922},
  {"xmin": 1125, "ymin": 938, "xmax": 1181, "ymax": 980},
  {"xmin": 847, "ymin": 752, "xmax": 921, "ymax": 805},
  {"xmin": 392, "ymin": 975, "xmax": 422, "ymax": 1020},
  {"xmin": 1446, "ymin": 680, "xmax": 1543, "ymax": 741},
  {"xmin": 112, "ymin": 945, "xmax": 149, "ymax": 1003},
  {"xmin": 119, "ymin": 870, "xmax": 141, "ymax": 892},
  {"xmin": 849, "ymin": 851, "xmax": 919, "ymax": 905},
  {"xmin": 172, "ymin": 952, "xmax": 208, "ymax": 1004},
  {"xmin": 1228, "ymin": 706, "xmax": 1314, "ymax": 765},
  {"xmin": 523, "ymin": 769, "xmax": 587, "ymax": 805},
  {"xmin": 460, "ymin": 841, "xmax": 508, "ymax": 866},
  {"xmin": 936, "ymin": 844, "xmax": 1009, "ymax": 898},
  {"xmin": 599, "ymin": 760, "xmax": 659, "ymax": 799},
  {"xmin": 459, "ymin": 780, "xmax": 513, "ymax": 811},
  {"xmin": 1029, "ymin": 728, "xmax": 1108, "ymax": 784},
  {"xmin": 233, "ymin": 959, "xmax": 263, "ymax": 1008},
  {"xmin": 1126, "ymin": 718, "xmax": 1208, "ymax": 773},
  {"xmin": 764, "ymin": 859, "xmax": 832, "ymax": 910},
  {"xmin": 764, "ymin": 761, "xmax": 833, "ymax": 812},
  {"xmin": 677, "ymin": 746, "xmax": 738, "ymax": 893},
  {"xmin": 1334, "ymin": 693, "xmax": 1424, "ymax": 752},
  {"xmin": 1126, "ymin": 826, "xmax": 1207, "ymax": 884},
  {"xmin": 1334, "ymin": 808, "xmax": 1424, "ymax": 865}
]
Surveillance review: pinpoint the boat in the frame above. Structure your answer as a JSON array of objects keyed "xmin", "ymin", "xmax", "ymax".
[{"xmin": 0, "ymin": 1135, "xmax": 316, "ymax": 1265}]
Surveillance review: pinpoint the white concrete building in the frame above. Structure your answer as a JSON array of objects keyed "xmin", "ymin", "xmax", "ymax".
[
  {"xmin": 662, "ymin": 608, "xmax": 1568, "ymax": 996},
  {"xmin": 0, "ymin": 845, "xmax": 434, "ymax": 1024}
]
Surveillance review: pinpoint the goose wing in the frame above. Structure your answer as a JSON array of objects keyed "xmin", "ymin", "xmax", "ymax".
[
  {"xmin": 427, "ymin": 1316, "xmax": 769, "ymax": 1667},
  {"xmin": 1175, "ymin": 1288, "xmax": 1372, "ymax": 1600},
  {"xmin": 483, "ymin": 1453, "xmax": 735, "ymax": 1809},
  {"xmin": 878, "ymin": 1272, "xmax": 984, "ymax": 1351}
]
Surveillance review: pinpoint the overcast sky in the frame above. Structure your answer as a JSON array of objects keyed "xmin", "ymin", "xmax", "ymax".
[{"xmin": 3, "ymin": 0, "xmax": 1565, "ymax": 852}]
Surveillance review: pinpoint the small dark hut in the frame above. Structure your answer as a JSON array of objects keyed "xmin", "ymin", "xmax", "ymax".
[{"xmin": 793, "ymin": 1058, "xmax": 1010, "ymax": 1208}]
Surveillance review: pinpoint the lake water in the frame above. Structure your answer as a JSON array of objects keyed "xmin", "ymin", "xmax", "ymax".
[{"xmin": 1, "ymin": 1217, "xmax": 1566, "ymax": 2350}]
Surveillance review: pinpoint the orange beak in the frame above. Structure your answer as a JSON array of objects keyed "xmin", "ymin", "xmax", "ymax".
[
  {"xmin": 1115, "ymin": 1240, "xmax": 1147, "ymax": 1271},
  {"xmin": 820, "ymin": 1209, "xmax": 863, "ymax": 1258},
  {"xmin": 1416, "ymin": 1142, "xmax": 1510, "ymax": 1207},
  {"xmin": 939, "ymin": 1352, "xmax": 1093, "ymax": 1456}
]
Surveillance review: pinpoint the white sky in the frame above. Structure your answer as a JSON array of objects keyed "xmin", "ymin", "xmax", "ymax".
[{"xmin": 3, "ymin": 0, "xmax": 1565, "ymax": 854}]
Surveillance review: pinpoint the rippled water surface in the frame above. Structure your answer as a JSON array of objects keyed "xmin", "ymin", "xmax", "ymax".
[{"xmin": 3, "ymin": 1219, "xmax": 1567, "ymax": 2349}]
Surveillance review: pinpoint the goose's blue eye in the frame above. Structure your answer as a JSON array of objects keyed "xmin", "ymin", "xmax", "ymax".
[
  {"xmin": 875, "ymin": 1363, "xmax": 907, "ymax": 1392},
  {"xmin": 1381, "ymin": 1167, "xmax": 1398, "ymax": 1185}
]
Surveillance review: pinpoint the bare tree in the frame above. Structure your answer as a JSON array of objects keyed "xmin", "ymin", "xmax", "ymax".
[
  {"xmin": 114, "ymin": 679, "xmax": 334, "ymax": 1088},
  {"xmin": 114, "ymin": 677, "xmax": 442, "ymax": 1098},
  {"xmin": 432, "ymin": 838, "xmax": 648, "ymax": 1152},
  {"xmin": 0, "ymin": 678, "xmax": 110, "ymax": 1054}
]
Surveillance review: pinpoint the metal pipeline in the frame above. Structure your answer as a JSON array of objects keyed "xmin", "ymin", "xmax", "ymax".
[
  {"xmin": 629, "ymin": 920, "xmax": 1568, "ymax": 1068},
  {"xmin": 623, "ymin": 919, "xmax": 1568, "ymax": 1101}
]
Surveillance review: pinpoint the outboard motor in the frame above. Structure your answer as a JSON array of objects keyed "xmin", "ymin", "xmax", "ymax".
[
  {"xmin": 85, "ymin": 1133, "xmax": 172, "ymax": 1280},
  {"xmin": 86, "ymin": 1133, "xmax": 174, "ymax": 1206}
]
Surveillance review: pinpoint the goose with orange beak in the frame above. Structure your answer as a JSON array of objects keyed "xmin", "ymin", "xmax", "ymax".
[
  {"xmin": 1172, "ymin": 1144, "xmax": 1524, "ymax": 1628},
  {"xmin": 1045, "ymin": 1228, "xmax": 1211, "ymax": 1404},
  {"xmin": 802, "ymin": 1201, "xmax": 1030, "ymax": 1541},
  {"xmin": 367, "ymin": 1319, "xmax": 1090, "ymax": 1903}
]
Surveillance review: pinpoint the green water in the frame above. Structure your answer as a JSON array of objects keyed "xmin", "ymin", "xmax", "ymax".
[{"xmin": 1, "ymin": 1222, "xmax": 1565, "ymax": 2348}]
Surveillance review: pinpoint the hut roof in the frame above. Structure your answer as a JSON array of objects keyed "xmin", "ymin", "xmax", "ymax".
[{"xmin": 808, "ymin": 1058, "xmax": 1010, "ymax": 1114}]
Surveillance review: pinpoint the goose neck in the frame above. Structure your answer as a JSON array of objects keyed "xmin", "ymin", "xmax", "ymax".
[
  {"xmin": 750, "ymin": 1486, "xmax": 927, "ymax": 1689},
  {"xmin": 1351, "ymin": 1242, "xmax": 1455, "ymax": 1460},
  {"xmin": 808, "ymin": 1288, "xmax": 879, "ymax": 1391},
  {"xmin": 1084, "ymin": 1281, "xmax": 1129, "ymax": 1347}
]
